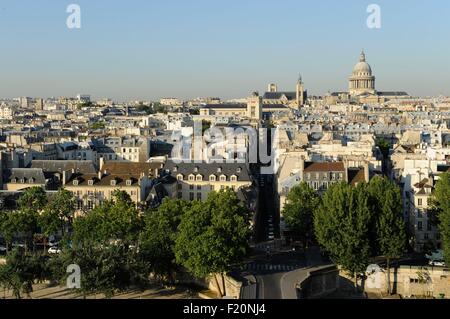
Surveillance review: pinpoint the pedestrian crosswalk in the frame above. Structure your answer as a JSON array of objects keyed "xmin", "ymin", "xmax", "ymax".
[{"xmin": 240, "ymin": 263, "xmax": 301, "ymax": 272}]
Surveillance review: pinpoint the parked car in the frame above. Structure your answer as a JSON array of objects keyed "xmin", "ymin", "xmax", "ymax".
[
  {"xmin": 429, "ymin": 259, "xmax": 446, "ymax": 267},
  {"xmin": 0, "ymin": 245, "xmax": 7, "ymax": 255},
  {"xmin": 48, "ymin": 246, "xmax": 62, "ymax": 254}
]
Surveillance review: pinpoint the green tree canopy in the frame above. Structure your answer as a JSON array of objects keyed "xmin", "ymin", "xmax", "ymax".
[
  {"xmin": 140, "ymin": 198, "xmax": 187, "ymax": 282},
  {"xmin": 282, "ymin": 182, "xmax": 320, "ymax": 247},
  {"xmin": 314, "ymin": 182, "xmax": 372, "ymax": 290},
  {"xmin": 174, "ymin": 190, "xmax": 250, "ymax": 296},
  {"xmin": 433, "ymin": 172, "xmax": 450, "ymax": 265},
  {"xmin": 368, "ymin": 176, "xmax": 407, "ymax": 294}
]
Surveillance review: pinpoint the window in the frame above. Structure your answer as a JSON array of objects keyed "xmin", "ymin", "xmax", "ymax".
[
  {"xmin": 424, "ymin": 233, "xmax": 429, "ymax": 240},
  {"xmin": 197, "ymin": 193, "xmax": 202, "ymax": 201},
  {"xmin": 220, "ymin": 175, "xmax": 227, "ymax": 182},
  {"xmin": 88, "ymin": 179, "xmax": 94, "ymax": 186},
  {"xmin": 189, "ymin": 185, "xmax": 194, "ymax": 190},
  {"xmin": 189, "ymin": 193, "xmax": 194, "ymax": 201},
  {"xmin": 73, "ymin": 180, "xmax": 79, "ymax": 186},
  {"xmin": 306, "ymin": 173, "xmax": 310, "ymax": 180},
  {"xmin": 111, "ymin": 180, "xmax": 117, "ymax": 186},
  {"xmin": 189, "ymin": 175, "xmax": 195, "ymax": 182},
  {"xmin": 418, "ymin": 221, "xmax": 423, "ymax": 231},
  {"xmin": 197, "ymin": 185, "xmax": 201, "ymax": 190},
  {"xmin": 196, "ymin": 175, "xmax": 203, "ymax": 182},
  {"xmin": 210, "ymin": 185, "xmax": 215, "ymax": 191},
  {"xmin": 177, "ymin": 174, "xmax": 183, "ymax": 181},
  {"xmin": 230, "ymin": 175, "xmax": 237, "ymax": 182},
  {"xmin": 418, "ymin": 198, "xmax": 423, "ymax": 206},
  {"xmin": 177, "ymin": 183, "xmax": 182, "ymax": 190},
  {"xmin": 177, "ymin": 192, "xmax": 182, "ymax": 199},
  {"xmin": 209, "ymin": 175, "xmax": 216, "ymax": 182},
  {"xmin": 126, "ymin": 180, "xmax": 132, "ymax": 186},
  {"xmin": 427, "ymin": 222, "xmax": 432, "ymax": 231}
]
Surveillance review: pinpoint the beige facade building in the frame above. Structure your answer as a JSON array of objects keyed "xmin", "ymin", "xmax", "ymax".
[{"xmin": 162, "ymin": 161, "xmax": 252, "ymax": 202}]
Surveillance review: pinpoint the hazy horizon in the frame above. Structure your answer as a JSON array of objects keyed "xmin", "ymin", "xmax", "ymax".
[{"xmin": 1, "ymin": 0, "xmax": 449, "ymax": 101}]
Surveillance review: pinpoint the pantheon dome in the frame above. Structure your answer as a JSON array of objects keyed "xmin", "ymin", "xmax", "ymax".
[{"xmin": 349, "ymin": 51, "xmax": 376, "ymax": 96}]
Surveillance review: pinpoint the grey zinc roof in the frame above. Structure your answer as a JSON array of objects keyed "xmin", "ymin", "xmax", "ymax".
[
  {"xmin": 3, "ymin": 168, "xmax": 47, "ymax": 184},
  {"xmin": 263, "ymin": 92, "xmax": 297, "ymax": 100},
  {"xmin": 30, "ymin": 160, "xmax": 97, "ymax": 174},
  {"xmin": 163, "ymin": 160, "xmax": 251, "ymax": 181}
]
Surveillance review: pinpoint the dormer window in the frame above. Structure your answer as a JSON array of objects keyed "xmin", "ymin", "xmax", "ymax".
[
  {"xmin": 194, "ymin": 167, "xmax": 199, "ymax": 173},
  {"xmin": 88, "ymin": 179, "xmax": 94, "ymax": 186},
  {"xmin": 126, "ymin": 179, "xmax": 132, "ymax": 186},
  {"xmin": 73, "ymin": 180, "xmax": 79, "ymax": 186},
  {"xmin": 29, "ymin": 178, "xmax": 35, "ymax": 184},
  {"xmin": 220, "ymin": 175, "xmax": 227, "ymax": 182},
  {"xmin": 230, "ymin": 175, "xmax": 237, "ymax": 182},
  {"xmin": 173, "ymin": 166, "xmax": 178, "ymax": 172},
  {"xmin": 177, "ymin": 174, "xmax": 184, "ymax": 181},
  {"xmin": 21, "ymin": 178, "xmax": 25, "ymax": 184},
  {"xmin": 237, "ymin": 167, "xmax": 242, "ymax": 173},
  {"xmin": 196, "ymin": 175, "xmax": 203, "ymax": 182},
  {"xmin": 188, "ymin": 174, "xmax": 195, "ymax": 182},
  {"xmin": 217, "ymin": 167, "xmax": 222, "ymax": 173},
  {"xmin": 111, "ymin": 179, "xmax": 117, "ymax": 186},
  {"xmin": 209, "ymin": 175, "xmax": 216, "ymax": 182},
  {"xmin": 12, "ymin": 178, "xmax": 17, "ymax": 183}
]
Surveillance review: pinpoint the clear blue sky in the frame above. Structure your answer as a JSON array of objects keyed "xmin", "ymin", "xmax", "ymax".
[{"xmin": 0, "ymin": 0, "xmax": 449, "ymax": 101}]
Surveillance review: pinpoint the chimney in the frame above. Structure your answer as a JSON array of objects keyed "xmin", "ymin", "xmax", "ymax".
[
  {"xmin": 299, "ymin": 157, "xmax": 305, "ymax": 181},
  {"xmin": 364, "ymin": 162, "xmax": 370, "ymax": 183},
  {"xmin": 98, "ymin": 170, "xmax": 103, "ymax": 180},
  {"xmin": 99, "ymin": 157, "xmax": 105, "ymax": 171}
]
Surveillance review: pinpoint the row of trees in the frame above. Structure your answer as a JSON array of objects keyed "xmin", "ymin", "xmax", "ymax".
[
  {"xmin": 284, "ymin": 176, "xmax": 406, "ymax": 294},
  {"xmin": 0, "ymin": 188, "xmax": 250, "ymax": 298},
  {"xmin": 283, "ymin": 173, "xmax": 450, "ymax": 294}
]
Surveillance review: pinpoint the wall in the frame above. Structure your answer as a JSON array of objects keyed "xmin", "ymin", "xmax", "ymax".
[{"xmin": 339, "ymin": 266, "xmax": 450, "ymax": 298}]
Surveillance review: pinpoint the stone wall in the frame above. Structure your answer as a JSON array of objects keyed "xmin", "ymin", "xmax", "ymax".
[
  {"xmin": 339, "ymin": 266, "xmax": 450, "ymax": 298},
  {"xmin": 298, "ymin": 266, "xmax": 339, "ymax": 299}
]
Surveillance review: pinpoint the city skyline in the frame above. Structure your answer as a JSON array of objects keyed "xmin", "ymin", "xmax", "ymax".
[{"xmin": 0, "ymin": 0, "xmax": 450, "ymax": 101}]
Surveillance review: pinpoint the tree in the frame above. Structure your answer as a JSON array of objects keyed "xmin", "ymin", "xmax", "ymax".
[
  {"xmin": 314, "ymin": 183, "xmax": 372, "ymax": 292},
  {"xmin": 140, "ymin": 198, "xmax": 187, "ymax": 283},
  {"xmin": 282, "ymin": 182, "xmax": 320, "ymax": 248},
  {"xmin": 72, "ymin": 191, "xmax": 142, "ymax": 247},
  {"xmin": 368, "ymin": 176, "xmax": 407, "ymax": 295},
  {"xmin": 175, "ymin": 190, "xmax": 251, "ymax": 297},
  {"xmin": 433, "ymin": 172, "xmax": 450, "ymax": 265},
  {"xmin": 40, "ymin": 189, "xmax": 76, "ymax": 243},
  {"xmin": 17, "ymin": 187, "xmax": 48, "ymax": 213},
  {"xmin": 0, "ymin": 249, "xmax": 44, "ymax": 299}
]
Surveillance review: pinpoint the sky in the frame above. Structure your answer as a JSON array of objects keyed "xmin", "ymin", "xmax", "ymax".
[{"xmin": 0, "ymin": 0, "xmax": 449, "ymax": 101}]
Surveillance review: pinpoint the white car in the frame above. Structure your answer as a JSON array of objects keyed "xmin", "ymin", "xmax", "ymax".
[
  {"xmin": 429, "ymin": 260, "xmax": 446, "ymax": 267},
  {"xmin": 48, "ymin": 247, "xmax": 62, "ymax": 254},
  {"xmin": 0, "ymin": 245, "xmax": 7, "ymax": 254}
]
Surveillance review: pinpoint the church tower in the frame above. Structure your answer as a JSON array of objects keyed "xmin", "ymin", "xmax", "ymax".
[
  {"xmin": 296, "ymin": 74, "xmax": 306, "ymax": 107},
  {"xmin": 247, "ymin": 92, "xmax": 262, "ymax": 121}
]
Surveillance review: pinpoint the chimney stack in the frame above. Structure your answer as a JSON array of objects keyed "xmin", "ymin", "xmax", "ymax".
[{"xmin": 364, "ymin": 162, "xmax": 370, "ymax": 183}]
